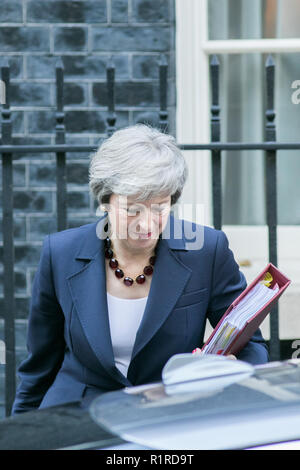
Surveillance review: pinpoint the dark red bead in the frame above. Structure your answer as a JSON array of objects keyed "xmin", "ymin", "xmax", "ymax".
[
  {"xmin": 105, "ymin": 248, "xmax": 114, "ymax": 259},
  {"xmin": 109, "ymin": 258, "xmax": 118, "ymax": 269},
  {"xmin": 149, "ymin": 256, "xmax": 156, "ymax": 265},
  {"xmin": 115, "ymin": 268, "xmax": 124, "ymax": 279},
  {"xmin": 143, "ymin": 265, "xmax": 153, "ymax": 276},
  {"xmin": 124, "ymin": 277, "xmax": 133, "ymax": 286},
  {"xmin": 104, "ymin": 237, "xmax": 111, "ymax": 248},
  {"xmin": 136, "ymin": 274, "xmax": 146, "ymax": 284}
]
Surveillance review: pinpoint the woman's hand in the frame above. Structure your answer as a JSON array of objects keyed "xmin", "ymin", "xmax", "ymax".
[
  {"xmin": 192, "ymin": 348, "xmax": 237, "ymax": 360},
  {"xmin": 192, "ymin": 348, "xmax": 202, "ymax": 355}
]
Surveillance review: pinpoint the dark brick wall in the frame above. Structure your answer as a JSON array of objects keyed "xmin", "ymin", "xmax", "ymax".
[{"xmin": 0, "ymin": 0, "xmax": 176, "ymax": 418}]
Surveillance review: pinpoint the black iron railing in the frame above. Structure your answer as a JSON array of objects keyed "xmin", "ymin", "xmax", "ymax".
[{"xmin": 1, "ymin": 54, "xmax": 299, "ymax": 416}]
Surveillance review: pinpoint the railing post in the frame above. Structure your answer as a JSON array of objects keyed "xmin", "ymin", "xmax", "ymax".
[
  {"xmin": 1, "ymin": 58, "xmax": 16, "ymax": 416},
  {"xmin": 106, "ymin": 58, "xmax": 116, "ymax": 137},
  {"xmin": 265, "ymin": 54, "xmax": 279, "ymax": 361},
  {"xmin": 210, "ymin": 55, "xmax": 222, "ymax": 230},
  {"xmin": 55, "ymin": 58, "xmax": 67, "ymax": 232},
  {"xmin": 159, "ymin": 54, "xmax": 168, "ymax": 133}
]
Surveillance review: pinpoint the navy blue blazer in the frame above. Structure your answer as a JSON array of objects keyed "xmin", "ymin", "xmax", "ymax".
[{"xmin": 12, "ymin": 212, "xmax": 268, "ymax": 414}]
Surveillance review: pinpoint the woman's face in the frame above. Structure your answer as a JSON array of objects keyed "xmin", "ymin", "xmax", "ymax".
[{"xmin": 105, "ymin": 193, "xmax": 171, "ymax": 250}]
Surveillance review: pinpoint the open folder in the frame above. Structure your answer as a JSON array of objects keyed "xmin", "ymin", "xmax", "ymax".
[{"xmin": 201, "ymin": 263, "xmax": 291, "ymax": 356}]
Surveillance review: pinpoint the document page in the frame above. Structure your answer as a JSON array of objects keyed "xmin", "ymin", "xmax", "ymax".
[{"xmin": 203, "ymin": 275, "xmax": 279, "ymax": 355}]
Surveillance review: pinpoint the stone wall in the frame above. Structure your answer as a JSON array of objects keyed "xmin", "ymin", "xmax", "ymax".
[{"xmin": 0, "ymin": 0, "xmax": 176, "ymax": 418}]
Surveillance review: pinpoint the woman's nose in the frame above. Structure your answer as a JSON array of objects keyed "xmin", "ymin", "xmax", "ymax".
[{"xmin": 135, "ymin": 209, "xmax": 153, "ymax": 232}]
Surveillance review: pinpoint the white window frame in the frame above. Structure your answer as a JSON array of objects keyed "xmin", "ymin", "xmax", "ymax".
[{"xmin": 175, "ymin": 0, "xmax": 300, "ymax": 341}]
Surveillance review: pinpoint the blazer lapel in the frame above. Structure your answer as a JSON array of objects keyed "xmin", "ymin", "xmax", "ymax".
[{"xmin": 67, "ymin": 214, "xmax": 131, "ymax": 386}]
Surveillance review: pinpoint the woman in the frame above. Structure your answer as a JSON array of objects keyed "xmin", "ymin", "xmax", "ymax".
[{"xmin": 11, "ymin": 124, "xmax": 268, "ymax": 414}]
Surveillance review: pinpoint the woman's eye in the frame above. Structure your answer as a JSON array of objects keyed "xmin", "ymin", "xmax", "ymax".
[
  {"xmin": 153, "ymin": 205, "xmax": 167, "ymax": 213},
  {"xmin": 125, "ymin": 204, "xmax": 168, "ymax": 215}
]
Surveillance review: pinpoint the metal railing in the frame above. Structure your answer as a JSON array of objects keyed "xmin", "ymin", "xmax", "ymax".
[{"xmin": 0, "ymin": 54, "xmax": 298, "ymax": 416}]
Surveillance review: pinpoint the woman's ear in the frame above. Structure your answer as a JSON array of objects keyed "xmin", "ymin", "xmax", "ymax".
[{"xmin": 100, "ymin": 203, "xmax": 109, "ymax": 213}]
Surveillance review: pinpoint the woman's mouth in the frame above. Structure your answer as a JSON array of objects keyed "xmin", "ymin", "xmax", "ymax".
[{"xmin": 134, "ymin": 232, "xmax": 152, "ymax": 239}]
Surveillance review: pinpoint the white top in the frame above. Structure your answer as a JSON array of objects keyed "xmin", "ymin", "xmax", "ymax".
[{"xmin": 107, "ymin": 292, "xmax": 148, "ymax": 378}]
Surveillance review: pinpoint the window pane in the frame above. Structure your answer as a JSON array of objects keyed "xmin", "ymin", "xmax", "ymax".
[
  {"xmin": 277, "ymin": 53, "xmax": 300, "ymax": 224},
  {"xmin": 219, "ymin": 52, "xmax": 300, "ymax": 225},
  {"xmin": 219, "ymin": 53, "xmax": 266, "ymax": 225},
  {"xmin": 209, "ymin": 0, "xmax": 300, "ymax": 40}
]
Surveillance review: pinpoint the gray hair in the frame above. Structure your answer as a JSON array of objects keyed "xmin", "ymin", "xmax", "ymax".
[{"xmin": 89, "ymin": 124, "xmax": 188, "ymax": 208}]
